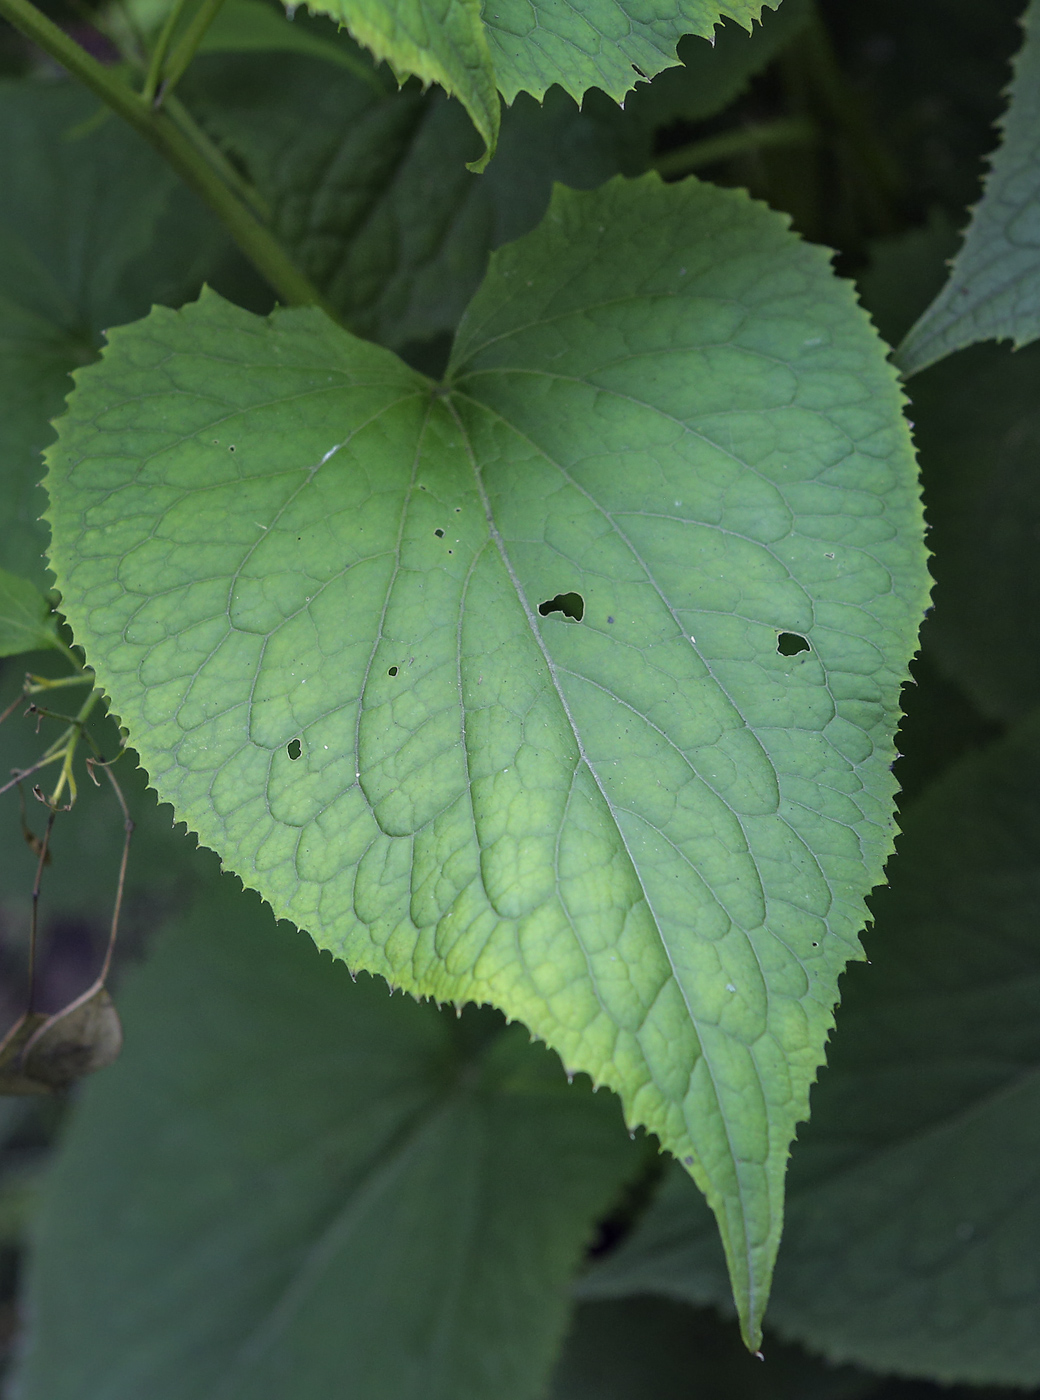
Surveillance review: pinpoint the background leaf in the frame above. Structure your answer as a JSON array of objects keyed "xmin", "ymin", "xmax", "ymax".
[
  {"xmin": 183, "ymin": 52, "xmax": 643, "ymax": 356},
  {"xmin": 0, "ymin": 568, "xmax": 58, "ymax": 658},
  {"xmin": 897, "ymin": 0, "xmax": 1040, "ymax": 376},
  {"xmin": 901, "ymin": 340, "xmax": 1040, "ymax": 723},
  {"xmin": 197, "ymin": 0, "xmax": 389, "ymax": 86},
  {"xmin": 14, "ymin": 879, "xmax": 640, "ymax": 1400},
  {"xmin": 549, "ymin": 1296, "xmax": 872, "ymax": 1400},
  {"xmin": 0, "ymin": 78, "xmax": 247, "ymax": 590},
  {"xmin": 42, "ymin": 175, "xmax": 926, "ymax": 1342},
  {"xmin": 619, "ymin": 0, "xmax": 809, "ymax": 135},
  {"xmin": 297, "ymin": 0, "xmax": 500, "ymax": 167}
]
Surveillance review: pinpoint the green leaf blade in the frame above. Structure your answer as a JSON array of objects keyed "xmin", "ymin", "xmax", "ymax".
[
  {"xmin": 897, "ymin": 0, "xmax": 1040, "ymax": 376},
  {"xmin": 44, "ymin": 176, "xmax": 928, "ymax": 1344},
  {"xmin": 16, "ymin": 885, "xmax": 641, "ymax": 1400}
]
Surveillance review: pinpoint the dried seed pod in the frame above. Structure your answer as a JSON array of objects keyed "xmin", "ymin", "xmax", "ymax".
[
  {"xmin": 0, "ymin": 1012, "xmax": 52, "ymax": 1095},
  {"xmin": 19, "ymin": 982, "xmax": 123, "ymax": 1090}
]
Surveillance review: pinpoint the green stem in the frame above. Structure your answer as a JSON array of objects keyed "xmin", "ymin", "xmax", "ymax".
[
  {"xmin": 654, "ymin": 118, "xmax": 818, "ymax": 180},
  {"xmin": 156, "ymin": 0, "xmax": 227, "ymax": 105},
  {"xmin": 0, "ymin": 0, "xmax": 334, "ymax": 316},
  {"xmin": 164, "ymin": 93, "xmax": 271, "ymax": 219},
  {"xmin": 142, "ymin": 0, "xmax": 194, "ymax": 103}
]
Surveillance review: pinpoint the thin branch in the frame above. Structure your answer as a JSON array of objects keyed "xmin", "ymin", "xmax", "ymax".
[
  {"xmin": 142, "ymin": 0, "xmax": 194, "ymax": 103},
  {"xmin": 93, "ymin": 761, "xmax": 134, "ymax": 985},
  {"xmin": 155, "ymin": 0, "xmax": 227, "ymax": 105},
  {"xmin": 26, "ymin": 807, "xmax": 57, "ymax": 1016}
]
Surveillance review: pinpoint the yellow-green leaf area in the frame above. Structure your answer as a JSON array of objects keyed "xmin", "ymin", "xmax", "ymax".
[{"xmin": 43, "ymin": 175, "xmax": 928, "ymax": 1345}]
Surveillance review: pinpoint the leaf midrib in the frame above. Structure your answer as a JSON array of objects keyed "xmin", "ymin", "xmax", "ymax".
[{"xmin": 445, "ymin": 391, "xmax": 768, "ymax": 1324}]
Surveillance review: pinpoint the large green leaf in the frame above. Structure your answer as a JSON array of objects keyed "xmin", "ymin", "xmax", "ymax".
[
  {"xmin": 183, "ymin": 52, "xmax": 642, "ymax": 352},
  {"xmin": 0, "ymin": 78, "xmax": 234, "ymax": 590},
  {"xmin": 582, "ymin": 713, "xmax": 1040, "ymax": 1384},
  {"xmin": 301, "ymin": 0, "xmax": 782, "ymax": 163},
  {"xmin": 15, "ymin": 880, "xmax": 640, "ymax": 1400},
  {"xmin": 43, "ymin": 174, "xmax": 927, "ymax": 1342},
  {"xmin": 896, "ymin": 0, "xmax": 1040, "ymax": 376}
]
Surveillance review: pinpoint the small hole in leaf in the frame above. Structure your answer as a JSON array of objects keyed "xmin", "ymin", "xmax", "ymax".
[
  {"xmin": 434, "ymin": 528, "xmax": 444, "ymax": 538},
  {"xmin": 388, "ymin": 665, "xmax": 399, "ymax": 677},
  {"xmin": 287, "ymin": 738, "xmax": 302, "ymax": 760},
  {"xmin": 229, "ymin": 445, "xmax": 236, "ymax": 452},
  {"xmin": 538, "ymin": 591, "xmax": 584, "ymax": 622},
  {"xmin": 777, "ymin": 632, "xmax": 810, "ymax": 656}
]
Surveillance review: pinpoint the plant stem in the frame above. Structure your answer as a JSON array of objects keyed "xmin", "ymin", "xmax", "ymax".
[
  {"xmin": 653, "ymin": 117, "xmax": 818, "ymax": 180},
  {"xmin": 142, "ymin": 0, "xmax": 194, "ymax": 103},
  {"xmin": 156, "ymin": 0, "xmax": 227, "ymax": 105},
  {"xmin": 0, "ymin": 0, "xmax": 335, "ymax": 316},
  {"xmin": 164, "ymin": 93, "xmax": 271, "ymax": 219}
]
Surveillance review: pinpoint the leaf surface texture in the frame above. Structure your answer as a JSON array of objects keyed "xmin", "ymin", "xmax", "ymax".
[
  {"xmin": 43, "ymin": 175, "xmax": 927, "ymax": 1339},
  {"xmin": 581, "ymin": 715, "xmax": 1040, "ymax": 1384}
]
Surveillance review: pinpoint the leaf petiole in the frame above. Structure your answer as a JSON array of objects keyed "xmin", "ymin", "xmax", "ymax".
[
  {"xmin": 152, "ymin": 0, "xmax": 228, "ymax": 105},
  {"xmin": 141, "ymin": 0, "xmax": 196, "ymax": 104}
]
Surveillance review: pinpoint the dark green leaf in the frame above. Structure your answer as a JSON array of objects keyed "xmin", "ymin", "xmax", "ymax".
[
  {"xmin": 897, "ymin": 0, "xmax": 1040, "ymax": 375},
  {"xmin": 15, "ymin": 882, "xmax": 640, "ymax": 1400},
  {"xmin": 198, "ymin": 0, "xmax": 390, "ymax": 88},
  {"xmin": 184, "ymin": 52, "xmax": 643, "ymax": 352},
  {"xmin": 905, "ymin": 339, "xmax": 1040, "ymax": 722},
  {"xmin": 550, "ymin": 1297, "xmax": 872, "ymax": 1400},
  {"xmin": 0, "ymin": 78, "xmax": 235, "ymax": 590},
  {"xmin": 621, "ymin": 0, "xmax": 810, "ymax": 135},
  {"xmin": 0, "ymin": 568, "xmax": 58, "ymax": 658}
]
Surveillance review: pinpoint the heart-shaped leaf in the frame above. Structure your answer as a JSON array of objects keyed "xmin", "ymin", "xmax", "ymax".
[{"xmin": 43, "ymin": 174, "xmax": 928, "ymax": 1341}]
